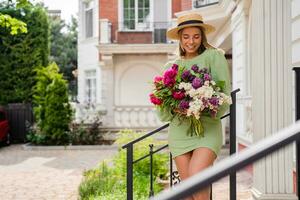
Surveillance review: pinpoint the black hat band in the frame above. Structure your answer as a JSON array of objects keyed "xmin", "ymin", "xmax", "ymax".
[{"xmin": 178, "ymin": 20, "xmax": 204, "ymax": 27}]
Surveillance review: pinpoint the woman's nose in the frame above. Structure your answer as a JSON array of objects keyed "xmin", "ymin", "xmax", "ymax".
[{"xmin": 188, "ymin": 38, "xmax": 194, "ymax": 44}]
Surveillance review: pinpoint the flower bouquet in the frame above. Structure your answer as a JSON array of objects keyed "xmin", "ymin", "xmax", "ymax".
[{"xmin": 149, "ymin": 63, "xmax": 232, "ymax": 137}]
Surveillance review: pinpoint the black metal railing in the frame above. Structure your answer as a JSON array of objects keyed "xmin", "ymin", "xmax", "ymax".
[
  {"xmin": 122, "ymin": 89, "xmax": 240, "ymax": 200},
  {"xmin": 150, "ymin": 69, "xmax": 300, "ymax": 200},
  {"xmin": 294, "ymin": 67, "xmax": 300, "ymax": 197},
  {"xmin": 151, "ymin": 121, "xmax": 300, "ymax": 200}
]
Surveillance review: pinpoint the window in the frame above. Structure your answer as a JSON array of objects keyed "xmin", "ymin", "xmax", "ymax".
[
  {"xmin": 193, "ymin": 0, "xmax": 219, "ymax": 8},
  {"xmin": 85, "ymin": 70, "xmax": 96, "ymax": 103},
  {"xmin": 84, "ymin": 2, "xmax": 93, "ymax": 38},
  {"xmin": 123, "ymin": 0, "xmax": 150, "ymax": 30}
]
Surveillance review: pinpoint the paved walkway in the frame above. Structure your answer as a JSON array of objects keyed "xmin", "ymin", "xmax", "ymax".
[
  {"xmin": 0, "ymin": 145, "xmax": 252, "ymax": 200},
  {"xmin": 0, "ymin": 145, "xmax": 118, "ymax": 200}
]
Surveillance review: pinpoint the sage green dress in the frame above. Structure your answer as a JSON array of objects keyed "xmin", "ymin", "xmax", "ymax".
[{"xmin": 156, "ymin": 48, "xmax": 231, "ymax": 158}]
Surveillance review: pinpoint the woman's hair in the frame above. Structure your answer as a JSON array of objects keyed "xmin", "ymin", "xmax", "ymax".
[{"xmin": 178, "ymin": 27, "xmax": 211, "ymax": 57}]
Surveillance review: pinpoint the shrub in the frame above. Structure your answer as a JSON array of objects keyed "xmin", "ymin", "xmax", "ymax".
[
  {"xmin": 79, "ymin": 129, "xmax": 169, "ymax": 199},
  {"xmin": 31, "ymin": 63, "xmax": 72, "ymax": 145}
]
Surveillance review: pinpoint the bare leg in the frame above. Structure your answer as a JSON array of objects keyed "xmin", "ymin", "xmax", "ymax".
[
  {"xmin": 174, "ymin": 151, "xmax": 194, "ymax": 200},
  {"xmin": 188, "ymin": 147, "xmax": 216, "ymax": 200}
]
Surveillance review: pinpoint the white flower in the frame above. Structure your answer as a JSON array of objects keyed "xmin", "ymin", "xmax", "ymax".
[
  {"xmin": 179, "ymin": 82, "xmax": 192, "ymax": 91},
  {"xmin": 204, "ymin": 81, "xmax": 210, "ymax": 86},
  {"xmin": 211, "ymin": 80, "xmax": 216, "ymax": 85},
  {"xmin": 197, "ymin": 86, "xmax": 214, "ymax": 98}
]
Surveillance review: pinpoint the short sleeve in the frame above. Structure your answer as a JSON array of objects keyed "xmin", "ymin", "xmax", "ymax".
[{"xmin": 209, "ymin": 49, "xmax": 231, "ymax": 118}]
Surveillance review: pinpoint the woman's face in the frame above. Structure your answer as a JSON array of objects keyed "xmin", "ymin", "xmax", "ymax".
[{"xmin": 180, "ymin": 27, "xmax": 202, "ymax": 56}]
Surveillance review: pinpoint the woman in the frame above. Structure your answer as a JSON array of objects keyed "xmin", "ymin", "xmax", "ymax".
[{"xmin": 156, "ymin": 13, "xmax": 231, "ymax": 200}]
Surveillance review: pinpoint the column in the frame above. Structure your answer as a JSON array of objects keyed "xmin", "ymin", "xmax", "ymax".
[
  {"xmin": 100, "ymin": 53, "xmax": 115, "ymax": 127},
  {"xmin": 250, "ymin": 0, "xmax": 296, "ymax": 199}
]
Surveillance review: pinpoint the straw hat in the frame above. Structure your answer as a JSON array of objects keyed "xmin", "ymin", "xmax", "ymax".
[{"xmin": 167, "ymin": 13, "xmax": 215, "ymax": 40}]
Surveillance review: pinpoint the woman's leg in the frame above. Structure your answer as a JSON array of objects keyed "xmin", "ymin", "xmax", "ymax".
[
  {"xmin": 174, "ymin": 151, "xmax": 193, "ymax": 200},
  {"xmin": 189, "ymin": 147, "xmax": 216, "ymax": 200}
]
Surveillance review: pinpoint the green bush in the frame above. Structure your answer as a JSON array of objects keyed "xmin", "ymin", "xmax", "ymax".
[
  {"xmin": 79, "ymin": 130, "xmax": 169, "ymax": 199},
  {"xmin": 30, "ymin": 63, "xmax": 72, "ymax": 145},
  {"xmin": 69, "ymin": 118, "xmax": 107, "ymax": 145}
]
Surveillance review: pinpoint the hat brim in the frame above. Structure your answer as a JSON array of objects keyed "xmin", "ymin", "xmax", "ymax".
[{"xmin": 167, "ymin": 23, "xmax": 215, "ymax": 40}]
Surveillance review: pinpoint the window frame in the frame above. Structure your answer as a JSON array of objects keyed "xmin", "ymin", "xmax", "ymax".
[{"xmin": 119, "ymin": 0, "xmax": 153, "ymax": 32}]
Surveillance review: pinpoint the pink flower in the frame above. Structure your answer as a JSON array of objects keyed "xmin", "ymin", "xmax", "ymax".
[
  {"xmin": 172, "ymin": 91, "xmax": 185, "ymax": 100},
  {"xmin": 163, "ymin": 77, "xmax": 176, "ymax": 87},
  {"xmin": 163, "ymin": 68, "xmax": 177, "ymax": 87},
  {"xmin": 154, "ymin": 76, "xmax": 163, "ymax": 84},
  {"xmin": 164, "ymin": 68, "xmax": 177, "ymax": 79},
  {"xmin": 149, "ymin": 93, "xmax": 163, "ymax": 105}
]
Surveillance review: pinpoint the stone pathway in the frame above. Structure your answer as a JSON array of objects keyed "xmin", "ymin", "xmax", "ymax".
[
  {"xmin": 0, "ymin": 145, "xmax": 252, "ymax": 200},
  {"xmin": 0, "ymin": 145, "xmax": 118, "ymax": 200}
]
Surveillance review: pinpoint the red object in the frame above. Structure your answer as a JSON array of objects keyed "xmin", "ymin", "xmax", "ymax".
[{"xmin": 0, "ymin": 109, "xmax": 10, "ymax": 145}]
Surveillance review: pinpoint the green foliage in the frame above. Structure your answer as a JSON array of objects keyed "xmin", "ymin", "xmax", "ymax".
[
  {"xmin": 69, "ymin": 118, "xmax": 105, "ymax": 145},
  {"xmin": 0, "ymin": 3, "xmax": 49, "ymax": 104},
  {"xmin": 79, "ymin": 130, "xmax": 169, "ymax": 199},
  {"xmin": 32, "ymin": 63, "xmax": 72, "ymax": 145},
  {"xmin": 0, "ymin": 13, "xmax": 27, "ymax": 34},
  {"xmin": 49, "ymin": 16, "xmax": 77, "ymax": 82}
]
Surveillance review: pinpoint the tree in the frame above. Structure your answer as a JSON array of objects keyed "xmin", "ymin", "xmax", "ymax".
[
  {"xmin": 49, "ymin": 15, "xmax": 78, "ymax": 83},
  {"xmin": 0, "ymin": 2, "xmax": 49, "ymax": 104},
  {"xmin": 32, "ymin": 63, "xmax": 72, "ymax": 145},
  {"xmin": 0, "ymin": 0, "xmax": 31, "ymax": 34}
]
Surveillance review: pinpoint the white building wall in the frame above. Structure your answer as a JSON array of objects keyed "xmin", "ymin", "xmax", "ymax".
[
  {"xmin": 292, "ymin": 0, "xmax": 300, "ymax": 121},
  {"xmin": 78, "ymin": 0, "xmax": 100, "ymax": 105},
  {"xmin": 77, "ymin": 0, "xmax": 102, "ymax": 122},
  {"xmin": 231, "ymin": 0, "xmax": 252, "ymax": 146}
]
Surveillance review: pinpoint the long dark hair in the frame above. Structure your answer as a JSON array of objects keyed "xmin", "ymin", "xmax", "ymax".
[{"xmin": 178, "ymin": 27, "xmax": 212, "ymax": 57}]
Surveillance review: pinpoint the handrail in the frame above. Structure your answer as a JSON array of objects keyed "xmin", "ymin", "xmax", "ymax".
[
  {"xmin": 151, "ymin": 121, "xmax": 300, "ymax": 200},
  {"xmin": 122, "ymin": 124, "xmax": 169, "ymax": 149}
]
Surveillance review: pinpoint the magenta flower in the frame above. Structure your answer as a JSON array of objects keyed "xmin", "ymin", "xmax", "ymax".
[
  {"xmin": 154, "ymin": 76, "xmax": 163, "ymax": 83},
  {"xmin": 172, "ymin": 64, "xmax": 179, "ymax": 70},
  {"xmin": 172, "ymin": 91, "xmax": 185, "ymax": 100},
  {"xmin": 163, "ymin": 77, "xmax": 176, "ymax": 87},
  {"xmin": 164, "ymin": 68, "xmax": 177, "ymax": 78},
  {"xmin": 149, "ymin": 94, "xmax": 163, "ymax": 105}
]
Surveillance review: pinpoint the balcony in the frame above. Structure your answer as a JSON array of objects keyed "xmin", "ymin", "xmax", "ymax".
[
  {"xmin": 193, "ymin": 0, "xmax": 219, "ymax": 8},
  {"xmin": 99, "ymin": 20, "xmax": 175, "ymax": 44}
]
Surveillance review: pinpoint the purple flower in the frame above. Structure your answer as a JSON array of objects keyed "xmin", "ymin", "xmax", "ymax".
[
  {"xmin": 209, "ymin": 97, "xmax": 219, "ymax": 106},
  {"xmin": 189, "ymin": 74, "xmax": 196, "ymax": 82},
  {"xmin": 202, "ymin": 68, "xmax": 209, "ymax": 73},
  {"xmin": 179, "ymin": 100, "xmax": 190, "ymax": 110},
  {"xmin": 191, "ymin": 65, "xmax": 199, "ymax": 73},
  {"xmin": 181, "ymin": 70, "xmax": 191, "ymax": 81},
  {"xmin": 204, "ymin": 73, "xmax": 211, "ymax": 81},
  {"xmin": 192, "ymin": 77, "xmax": 202, "ymax": 89}
]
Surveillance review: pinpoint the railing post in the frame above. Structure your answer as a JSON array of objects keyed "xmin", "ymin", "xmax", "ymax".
[
  {"xmin": 293, "ymin": 67, "xmax": 300, "ymax": 199},
  {"xmin": 229, "ymin": 90, "xmax": 237, "ymax": 200},
  {"xmin": 149, "ymin": 144, "xmax": 154, "ymax": 197},
  {"xmin": 126, "ymin": 145, "xmax": 134, "ymax": 200},
  {"xmin": 169, "ymin": 153, "xmax": 173, "ymax": 187}
]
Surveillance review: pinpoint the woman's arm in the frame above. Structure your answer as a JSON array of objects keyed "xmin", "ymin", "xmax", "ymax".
[{"xmin": 210, "ymin": 49, "xmax": 232, "ymax": 119}]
